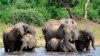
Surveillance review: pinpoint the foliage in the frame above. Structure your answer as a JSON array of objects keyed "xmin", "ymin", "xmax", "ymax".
[
  {"xmin": 48, "ymin": 6, "xmax": 68, "ymax": 19},
  {"xmin": 0, "ymin": 0, "xmax": 100, "ymax": 26},
  {"xmin": 8, "ymin": 9, "xmax": 46, "ymax": 26}
]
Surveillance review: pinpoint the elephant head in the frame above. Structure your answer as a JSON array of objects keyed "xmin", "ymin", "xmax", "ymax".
[
  {"xmin": 13, "ymin": 22, "xmax": 36, "ymax": 40},
  {"xmin": 58, "ymin": 19, "xmax": 79, "ymax": 51},
  {"xmin": 13, "ymin": 22, "xmax": 28, "ymax": 40},
  {"xmin": 62, "ymin": 19, "xmax": 79, "ymax": 42},
  {"xmin": 13, "ymin": 25, "xmax": 24, "ymax": 40},
  {"xmin": 60, "ymin": 24, "xmax": 76, "ymax": 52}
]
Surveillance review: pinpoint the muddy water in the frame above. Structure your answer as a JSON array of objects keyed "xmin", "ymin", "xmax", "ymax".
[{"xmin": 0, "ymin": 47, "xmax": 100, "ymax": 56}]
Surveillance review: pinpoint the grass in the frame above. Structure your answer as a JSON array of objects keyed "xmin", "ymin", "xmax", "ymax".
[{"xmin": 0, "ymin": 20, "xmax": 100, "ymax": 48}]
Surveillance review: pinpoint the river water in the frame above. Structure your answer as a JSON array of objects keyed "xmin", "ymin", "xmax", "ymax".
[{"xmin": 0, "ymin": 47, "xmax": 100, "ymax": 56}]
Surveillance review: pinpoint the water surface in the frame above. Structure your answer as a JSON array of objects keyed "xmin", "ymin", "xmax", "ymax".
[{"xmin": 0, "ymin": 47, "xmax": 100, "ymax": 56}]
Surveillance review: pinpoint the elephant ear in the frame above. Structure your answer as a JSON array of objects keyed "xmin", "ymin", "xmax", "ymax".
[
  {"xmin": 78, "ymin": 30, "xmax": 86, "ymax": 42},
  {"xmin": 58, "ymin": 24, "xmax": 65, "ymax": 30},
  {"xmin": 22, "ymin": 25, "xmax": 28, "ymax": 34},
  {"xmin": 23, "ymin": 25, "xmax": 36, "ymax": 36},
  {"xmin": 55, "ymin": 24, "xmax": 65, "ymax": 39}
]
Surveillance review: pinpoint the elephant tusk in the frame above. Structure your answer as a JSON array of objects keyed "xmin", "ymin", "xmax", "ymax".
[{"xmin": 61, "ymin": 39, "xmax": 64, "ymax": 43}]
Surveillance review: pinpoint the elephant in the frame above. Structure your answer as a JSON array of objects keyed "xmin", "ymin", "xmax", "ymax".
[
  {"xmin": 75, "ymin": 29, "xmax": 95, "ymax": 51},
  {"xmin": 42, "ymin": 19, "xmax": 79, "ymax": 52},
  {"xmin": 20, "ymin": 34, "xmax": 37, "ymax": 51},
  {"xmin": 3, "ymin": 25, "xmax": 24, "ymax": 52},
  {"xmin": 3, "ymin": 22, "xmax": 36, "ymax": 52}
]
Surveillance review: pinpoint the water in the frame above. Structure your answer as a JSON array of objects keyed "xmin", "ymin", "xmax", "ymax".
[{"xmin": 0, "ymin": 47, "xmax": 100, "ymax": 56}]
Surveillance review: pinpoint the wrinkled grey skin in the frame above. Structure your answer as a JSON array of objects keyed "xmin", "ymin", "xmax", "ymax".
[
  {"xmin": 75, "ymin": 29, "xmax": 95, "ymax": 51},
  {"xmin": 20, "ymin": 34, "xmax": 37, "ymax": 51},
  {"xmin": 3, "ymin": 22, "xmax": 36, "ymax": 52},
  {"xmin": 42, "ymin": 19, "xmax": 79, "ymax": 52}
]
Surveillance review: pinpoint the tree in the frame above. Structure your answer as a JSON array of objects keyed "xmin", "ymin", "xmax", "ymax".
[
  {"xmin": 47, "ymin": 0, "xmax": 79, "ymax": 19},
  {"xmin": 83, "ymin": 0, "xmax": 90, "ymax": 19},
  {"xmin": 58, "ymin": 0, "xmax": 76, "ymax": 19}
]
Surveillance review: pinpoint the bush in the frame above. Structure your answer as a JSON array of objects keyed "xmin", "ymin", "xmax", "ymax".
[
  {"xmin": 8, "ymin": 9, "xmax": 45, "ymax": 26},
  {"xmin": 88, "ymin": 3, "xmax": 99, "ymax": 20},
  {"xmin": 15, "ymin": 2, "xmax": 32, "ymax": 9},
  {"xmin": 48, "ymin": 6, "xmax": 68, "ymax": 19},
  {"xmin": 72, "ymin": 6, "xmax": 84, "ymax": 19},
  {"xmin": 35, "ymin": 7, "xmax": 51, "ymax": 21}
]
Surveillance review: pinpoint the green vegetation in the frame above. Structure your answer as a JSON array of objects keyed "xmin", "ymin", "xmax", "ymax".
[{"xmin": 0, "ymin": 0, "xmax": 100, "ymax": 26}]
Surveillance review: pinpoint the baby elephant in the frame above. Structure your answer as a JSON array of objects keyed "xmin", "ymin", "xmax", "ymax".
[
  {"xmin": 75, "ymin": 29, "xmax": 95, "ymax": 51},
  {"xmin": 20, "ymin": 34, "xmax": 37, "ymax": 51}
]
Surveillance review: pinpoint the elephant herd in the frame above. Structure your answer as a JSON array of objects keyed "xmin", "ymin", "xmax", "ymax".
[{"xmin": 2, "ymin": 19, "xmax": 95, "ymax": 53}]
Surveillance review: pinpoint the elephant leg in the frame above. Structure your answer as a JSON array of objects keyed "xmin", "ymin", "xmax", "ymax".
[
  {"xmin": 17, "ymin": 41, "xmax": 22, "ymax": 51},
  {"xmin": 3, "ymin": 41, "xmax": 9, "ymax": 52},
  {"xmin": 14, "ymin": 41, "xmax": 22, "ymax": 51},
  {"xmin": 45, "ymin": 42, "xmax": 52, "ymax": 51},
  {"xmin": 75, "ymin": 41, "xmax": 84, "ymax": 51},
  {"xmin": 3, "ymin": 34, "xmax": 9, "ymax": 52},
  {"xmin": 86, "ymin": 41, "xmax": 90, "ymax": 51},
  {"xmin": 4, "ymin": 44, "xmax": 9, "ymax": 52},
  {"xmin": 45, "ymin": 39, "xmax": 51, "ymax": 51},
  {"xmin": 44, "ymin": 35, "xmax": 51, "ymax": 51},
  {"xmin": 5, "ymin": 47, "xmax": 8, "ymax": 52},
  {"xmin": 45, "ymin": 39, "xmax": 50, "ymax": 51},
  {"xmin": 20, "ymin": 44, "xmax": 24, "ymax": 51},
  {"xmin": 9, "ymin": 42, "xmax": 14, "ymax": 52}
]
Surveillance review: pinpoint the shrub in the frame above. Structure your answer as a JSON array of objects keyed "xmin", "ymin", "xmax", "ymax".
[
  {"xmin": 48, "ymin": 6, "xmax": 68, "ymax": 19},
  {"xmin": 8, "ymin": 9, "xmax": 45, "ymax": 26}
]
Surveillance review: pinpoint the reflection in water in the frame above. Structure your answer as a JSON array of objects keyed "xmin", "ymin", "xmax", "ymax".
[{"xmin": 0, "ymin": 47, "xmax": 99, "ymax": 56}]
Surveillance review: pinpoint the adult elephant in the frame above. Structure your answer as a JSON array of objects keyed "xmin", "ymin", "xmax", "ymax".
[
  {"xmin": 75, "ymin": 29, "xmax": 95, "ymax": 51},
  {"xmin": 3, "ymin": 25, "xmax": 24, "ymax": 52},
  {"xmin": 3, "ymin": 22, "xmax": 36, "ymax": 52},
  {"xmin": 42, "ymin": 19, "xmax": 79, "ymax": 52}
]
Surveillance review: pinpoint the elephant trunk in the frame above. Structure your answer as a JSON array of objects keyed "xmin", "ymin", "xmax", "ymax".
[
  {"xmin": 91, "ymin": 37, "xmax": 95, "ymax": 50},
  {"xmin": 63, "ymin": 29, "xmax": 75, "ymax": 52},
  {"xmin": 60, "ymin": 24, "xmax": 74, "ymax": 51}
]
